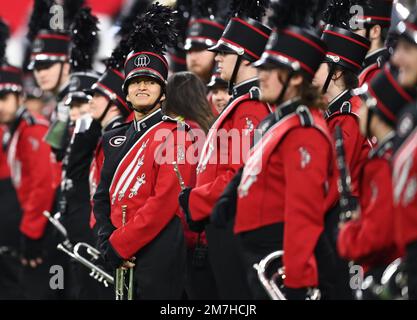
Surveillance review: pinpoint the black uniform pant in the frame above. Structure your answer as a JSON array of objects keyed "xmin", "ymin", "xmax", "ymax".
[
  {"xmin": 0, "ymin": 178, "xmax": 22, "ymax": 299},
  {"xmin": 324, "ymin": 204, "xmax": 355, "ymax": 300},
  {"xmin": 237, "ymin": 222, "xmax": 337, "ymax": 300},
  {"xmin": 184, "ymin": 244, "xmax": 219, "ymax": 300},
  {"xmin": 18, "ymin": 224, "xmax": 71, "ymax": 300},
  {"xmin": 128, "ymin": 216, "xmax": 186, "ymax": 300},
  {"xmin": 205, "ymin": 220, "xmax": 252, "ymax": 300},
  {"xmin": 237, "ymin": 224, "xmax": 284, "ymax": 300}
]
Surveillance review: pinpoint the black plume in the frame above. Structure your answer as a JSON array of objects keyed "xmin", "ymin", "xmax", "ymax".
[
  {"xmin": 229, "ymin": 0, "xmax": 270, "ymax": 21},
  {"xmin": 127, "ymin": 2, "xmax": 178, "ymax": 55},
  {"xmin": 69, "ymin": 7, "xmax": 99, "ymax": 71},
  {"xmin": 105, "ymin": 40, "xmax": 130, "ymax": 70},
  {"xmin": 322, "ymin": 0, "xmax": 353, "ymax": 28},
  {"xmin": 27, "ymin": 0, "xmax": 54, "ymax": 41},
  {"xmin": 0, "ymin": 19, "xmax": 10, "ymax": 64},
  {"xmin": 117, "ymin": 0, "xmax": 152, "ymax": 39},
  {"xmin": 268, "ymin": 0, "xmax": 317, "ymax": 29},
  {"xmin": 64, "ymin": 0, "xmax": 85, "ymax": 30},
  {"xmin": 191, "ymin": 0, "xmax": 217, "ymax": 19},
  {"xmin": 174, "ymin": 0, "xmax": 192, "ymax": 50},
  {"xmin": 312, "ymin": 0, "xmax": 329, "ymax": 27}
]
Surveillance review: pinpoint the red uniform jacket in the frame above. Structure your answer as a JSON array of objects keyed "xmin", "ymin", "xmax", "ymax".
[
  {"xmin": 6, "ymin": 108, "xmax": 57, "ymax": 239},
  {"xmin": 236, "ymin": 105, "xmax": 334, "ymax": 289},
  {"xmin": 325, "ymin": 90, "xmax": 372, "ymax": 210},
  {"xmin": 89, "ymin": 117, "xmax": 125, "ymax": 229},
  {"xmin": 0, "ymin": 126, "xmax": 10, "ymax": 179},
  {"xmin": 107, "ymin": 114, "xmax": 196, "ymax": 259},
  {"xmin": 338, "ymin": 135, "xmax": 401, "ymax": 273},
  {"xmin": 189, "ymin": 80, "xmax": 271, "ymax": 221},
  {"xmin": 358, "ymin": 48, "xmax": 389, "ymax": 87},
  {"xmin": 393, "ymin": 126, "xmax": 417, "ymax": 250}
]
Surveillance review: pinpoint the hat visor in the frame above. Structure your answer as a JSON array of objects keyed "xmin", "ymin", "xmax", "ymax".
[
  {"xmin": 208, "ymin": 42, "xmax": 237, "ymax": 54},
  {"xmin": 122, "ymin": 70, "xmax": 164, "ymax": 93},
  {"xmin": 65, "ymin": 92, "xmax": 90, "ymax": 106},
  {"xmin": 253, "ymin": 54, "xmax": 294, "ymax": 71}
]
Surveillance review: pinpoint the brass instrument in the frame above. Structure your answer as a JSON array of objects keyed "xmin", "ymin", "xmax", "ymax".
[
  {"xmin": 253, "ymin": 250, "xmax": 321, "ymax": 300},
  {"xmin": 172, "ymin": 161, "xmax": 185, "ymax": 190},
  {"xmin": 361, "ymin": 258, "xmax": 408, "ymax": 300},
  {"xmin": 43, "ymin": 211, "xmax": 114, "ymax": 287},
  {"xmin": 115, "ymin": 205, "xmax": 134, "ymax": 300}
]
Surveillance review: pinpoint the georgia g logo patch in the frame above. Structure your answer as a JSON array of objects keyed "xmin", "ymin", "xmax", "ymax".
[{"xmin": 109, "ymin": 136, "xmax": 127, "ymax": 147}]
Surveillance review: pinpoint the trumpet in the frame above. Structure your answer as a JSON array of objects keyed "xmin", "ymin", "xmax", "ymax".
[
  {"xmin": 253, "ymin": 250, "xmax": 321, "ymax": 300},
  {"xmin": 43, "ymin": 211, "xmax": 114, "ymax": 287},
  {"xmin": 115, "ymin": 205, "xmax": 134, "ymax": 300}
]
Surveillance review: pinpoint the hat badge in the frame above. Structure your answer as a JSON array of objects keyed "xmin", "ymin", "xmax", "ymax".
[
  {"xmin": 33, "ymin": 39, "xmax": 44, "ymax": 53},
  {"xmin": 69, "ymin": 76, "xmax": 80, "ymax": 91},
  {"xmin": 134, "ymin": 54, "xmax": 151, "ymax": 68}
]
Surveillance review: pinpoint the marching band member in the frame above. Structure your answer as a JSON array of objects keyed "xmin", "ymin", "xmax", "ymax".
[
  {"xmin": 354, "ymin": 0, "xmax": 393, "ymax": 86},
  {"xmin": 233, "ymin": 0, "xmax": 335, "ymax": 300},
  {"xmin": 164, "ymin": 71, "xmax": 217, "ymax": 299},
  {"xmin": 338, "ymin": 65, "xmax": 415, "ymax": 299},
  {"xmin": 93, "ymin": 3, "xmax": 194, "ymax": 299},
  {"xmin": 179, "ymin": 0, "xmax": 272, "ymax": 299},
  {"xmin": 207, "ymin": 71, "xmax": 231, "ymax": 115},
  {"xmin": 0, "ymin": 26, "xmax": 58, "ymax": 299},
  {"xmin": 0, "ymin": 20, "xmax": 23, "ymax": 299},
  {"xmin": 184, "ymin": 0, "xmax": 225, "ymax": 84},
  {"xmin": 57, "ymin": 7, "xmax": 110, "ymax": 299},
  {"xmin": 313, "ymin": 0, "xmax": 372, "ymax": 299},
  {"xmin": 391, "ymin": 5, "xmax": 417, "ymax": 300}
]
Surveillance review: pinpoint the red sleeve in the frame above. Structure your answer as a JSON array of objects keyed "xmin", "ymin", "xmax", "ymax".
[
  {"xmin": 281, "ymin": 128, "xmax": 330, "ymax": 288},
  {"xmin": 337, "ymin": 159, "xmax": 395, "ymax": 261},
  {"xmin": 0, "ymin": 128, "xmax": 10, "ymax": 179},
  {"xmin": 110, "ymin": 130, "xmax": 194, "ymax": 259},
  {"xmin": 19, "ymin": 126, "xmax": 56, "ymax": 239}
]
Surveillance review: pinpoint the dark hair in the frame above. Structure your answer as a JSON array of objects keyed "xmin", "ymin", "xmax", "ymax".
[
  {"xmin": 333, "ymin": 65, "xmax": 359, "ymax": 90},
  {"xmin": 276, "ymin": 68, "xmax": 326, "ymax": 110},
  {"xmin": 164, "ymin": 72, "xmax": 215, "ymax": 133}
]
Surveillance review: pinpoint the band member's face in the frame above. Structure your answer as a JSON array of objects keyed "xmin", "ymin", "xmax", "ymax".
[
  {"xmin": 0, "ymin": 92, "xmax": 19, "ymax": 124},
  {"xmin": 391, "ymin": 39, "xmax": 417, "ymax": 88},
  {"xmin": 89, "ymin": 92, "xmax": 110, "ymax": 120},
  {"xmin": 358, "ymin": 100, "xmax": 369, "ymax": 137},
  {"xmin": 215, "ymin": 52, "xmax": 238, "ymax": 81},
  {"xmin": 313, "ymin": 63, "xmax": 328, "ymax": 90},
  {"xmin": 258, "ymin": 68, "xmax": 284, "ymax": 103},
  {"xmin": 33, "ymin": 62, "xmax": 65, "ymax": 92},
  {"xmin": 211, "ymin": 87, "xmax": 230, "ymax": 114},
  {"xmin": 186, "ymin": 49, "xmax": 215, "ymax": 80},
  {"xmin": 126, "ymin": 77, "xmax": 162, "ymax": 110},
  {"xmin": 69, "ymin": 101, "xmax": 90, "ymax": 122}
]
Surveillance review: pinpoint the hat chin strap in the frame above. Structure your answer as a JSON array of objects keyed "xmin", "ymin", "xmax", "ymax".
[
  {"xmin": 131, "ymin": 91, "xmax": 164, "ymax": 115},
  {"xmin": 228, "ymin": 56, "xmax": 242, "ymax": 95},
  {"xmin": 53, "ymin": 62, "xmax": 65, "ymax": 94},
  {"xmin": 322, "ymin": 63, "xmax": 337, "ymax": 94},
  {"xmin": 97, "ymin": 100, "xmax": 113, "ymax": 124},
  {"xmin": 274, "ymin": 70, "xmax": 294, "ymax": 120}
]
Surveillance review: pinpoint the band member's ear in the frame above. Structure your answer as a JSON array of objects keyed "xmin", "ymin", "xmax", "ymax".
[
  {"xmin": 126, "ymin": 95, "xmax": 131, "ymax": 103},
  {"xmin": 160, "ymin": 93, "xmax": 166, "ymax": 102}
]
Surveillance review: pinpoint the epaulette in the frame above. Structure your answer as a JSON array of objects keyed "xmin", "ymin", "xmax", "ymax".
[
  {"xmin": 296, "ymin": 105, "xmax": 314, "ymax": 127},
  {"xmin": 22, "ymin": 110, "xmax": 49, "ymax": 127},
  {"xmin": 162, "ymin": 115, "xmax": 191, "ymax": 130}
]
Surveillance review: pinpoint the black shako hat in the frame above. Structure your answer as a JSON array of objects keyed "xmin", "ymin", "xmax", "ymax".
[
  {"xmin": 65, "ymin": 7, "xmax": 100, "ymax": 106},
  {"xmin": 0, "ymin": 19, "xmax": 23, "ymax": 93},
  {"xmin": 208, "ymin": 0, "xmax": 271, "ymax": 62},
  {"xmin": 122, "ymin": 3, "xmax": 177, "ymax": 93},
  {"xmin": 254, "ymin": 0, "xmax": 327, "ymax": 80},
  {"xmin": 353, "ymin": 64, "xmax": 416, "ymax": 125},
  {"xmin": 27, "ymin": 0, "xmax": 85, "ymax": 70}
]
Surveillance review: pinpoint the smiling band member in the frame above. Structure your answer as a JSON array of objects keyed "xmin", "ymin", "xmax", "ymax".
[{"xmin": 93, "ymin": 4, "xmax": 194, "ymax": 300}]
